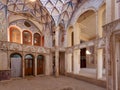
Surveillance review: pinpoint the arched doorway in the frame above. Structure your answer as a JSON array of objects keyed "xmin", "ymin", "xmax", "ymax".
[
  {"xmin": 37, "ymin": 55, "xmax": 44, "ymax": 75},
  {"xmin": 10, "ymin": 53, "xmax": 22, "ymax": 78},
  {"xmin": 25, "ymin": 54, "xmax": 34, "ymax": 76}
]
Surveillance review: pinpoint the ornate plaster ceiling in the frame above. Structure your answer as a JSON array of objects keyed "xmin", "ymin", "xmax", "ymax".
[
  {"xmin": 0, "ymin": 0, "xmax": 52, "ymax": 24},
  {"xmin": 40, "ymin": 0, "xmax": 82, "ymax": 25},
  {"xmin": 0, "ymin": 0, "xmax": 83, "ymax": 26}
]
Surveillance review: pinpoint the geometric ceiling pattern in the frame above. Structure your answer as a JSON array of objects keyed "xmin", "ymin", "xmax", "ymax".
[
  {"xmin": 41, "ymin": 0, "xmax": 82, "ymax": 25},
  {"xmin": 0, "ymin": 0, "xmax": 52, "ymax": 24},
  {"xmin": 0, "ymin": 0, "xmax": 83, "ymax": 27}
]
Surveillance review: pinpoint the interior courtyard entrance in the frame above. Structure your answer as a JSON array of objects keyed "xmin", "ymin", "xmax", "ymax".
[
  {"xmin": 25, "ymin": 54, "xmax": 34, "ymax": 76},
  {"xmin": 80, "ymin": 48, "xmax": 86, "ymax": 68},
  {"xmin": 10, "ymin": 53, "xmax": 22, "ymax": 78},
  {"xmin": 37, "ymin": 55, "xmax": 44, "ymax": 75},
  {"xmin": 59, "ymin": 52, "xmax": 65, "ymax": 75},
  {"xmin": 52, "ymin": 55, "xmax": 55, "ymax": 75}
]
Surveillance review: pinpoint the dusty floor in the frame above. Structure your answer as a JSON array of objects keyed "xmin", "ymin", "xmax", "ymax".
[{"xmin": 0, "ymin": 76, "xmax": 106, "ymax": 90}]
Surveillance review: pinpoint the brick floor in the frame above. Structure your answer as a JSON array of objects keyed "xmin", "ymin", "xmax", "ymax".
[{"xmin": 0, "ymin": 76, "xmax": 106, "ymax": 90}]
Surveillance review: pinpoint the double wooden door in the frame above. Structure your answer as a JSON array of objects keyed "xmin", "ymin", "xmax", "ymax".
[
  {"xmin": 37, "ymin": 59, "xmax": 44, "ymax": 74},
  {"xmin": 25, "ymin": 59, "xmax": 33, "ymax": 76}
]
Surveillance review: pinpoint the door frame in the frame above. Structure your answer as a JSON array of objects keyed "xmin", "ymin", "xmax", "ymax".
[
  {"xmin": 25, "ymin": 54, "xmax": 34, "ymax": 76},
  {"xmin": 37, "ymin": 55, "xmax": 45, "ymax": 75}
]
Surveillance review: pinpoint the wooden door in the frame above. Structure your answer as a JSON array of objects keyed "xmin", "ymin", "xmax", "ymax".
[
  {"xmin": 25, "ymin": 59, "xmax": 33, "ymax": 76},
  {"xmin": 11, "ymin": 55, "xmax": 22, "ymax": 77},
  {"xmin": 59, "ymin": 52, "xmax": 65, "ymax": 75},
  {"xmin": 37, "ymin": 59, "xmax": 44, "ymax": 74}
]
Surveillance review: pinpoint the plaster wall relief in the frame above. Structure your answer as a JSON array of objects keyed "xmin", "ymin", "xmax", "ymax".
[
  {"xmin": 0, "ymin": 42, "xmax": 8, "ymax": 71},
  {"xmin": 97, "ymin": 38, "xmax": 105, "ymax": 49},
  {"xmin": 0, "ymin": 41, "xmax": 8, "ymax": 51},
  {"xmin": 0, "ymin": 41, "xmax": 50, "ymax": 54},
  {"xmin": 60, "ymin": 30, "xmax": 67, "ymax": 48},
  {"xmin": 63, "ymin": 30, "xmax": 68, "ymax": 48},
  {"xmin": 0, "ymin": 5, "xmax": 7, "ymax": 41},
  {"xmin": 0, "ymin": 50, "xmax": 8, "ymax": 70},
  {"xmin": 23, "ymin": 45, "xmax": 37, "ymax": 53},
  {"xmin": 8, "ymin": 43, "xmax": 22, "ymax": 51},
  {"xmin": 44, "ymin": 28, "xmax": 52, "ymax": 48},
  {"xmin": 9, "ymin": 19, "xmax": 42, "ymax": 34}
]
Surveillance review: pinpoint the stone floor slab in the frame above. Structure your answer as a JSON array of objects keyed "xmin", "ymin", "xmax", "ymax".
[{"xmin": 0, "ymin": 76, "xmax": 106, "ymax": 90}]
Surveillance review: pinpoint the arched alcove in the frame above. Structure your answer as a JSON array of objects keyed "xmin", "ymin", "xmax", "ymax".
[
  {"xmin": 34, "ymin": 33, "xmax": 41, "ymax": 46},
  {"xmin": 9, "ymin": 26, "xmax": 21, "ymax": 44},
  {"xmin": 77, "ymin": 10, "xmax": 96, "ymax": 42},
  {"xmin": 23, "ymin": 30, "xmax": 32, "ymax": 45}
]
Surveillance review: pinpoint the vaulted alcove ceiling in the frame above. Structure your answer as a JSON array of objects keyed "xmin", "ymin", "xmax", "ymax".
[{"xmin": 0, "ymin": 0, "xmax": 83, "ymax": 26}]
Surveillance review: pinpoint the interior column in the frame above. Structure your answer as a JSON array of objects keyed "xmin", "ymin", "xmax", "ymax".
[
  {"xmin": 73, "ymin": 50, "xmax": 80, "ymax": 74},
  {"xmin": 55, "ymin": 26, "xmax": 60, "ymax": 77},
  {"xmin": 34, "ymin": 56, "xmax": 37, "ymax": 76},
  {"xmin": 73, "ymin": 23, "xmax": 80, "ymax": 74},
  {"xmin": 45, "ymin": 54, "xmax": 51, "ymax": 75},
  {"xmin": 97, "ymin": 49, "xmax": 103, "ymax": 79},
  {"xmin": 22, "ymin": 55, "xmax": 25, "ymax": 78},
  {"xmin": 66, "ymin": 53, "xmax": 72, "ymax": 73}
]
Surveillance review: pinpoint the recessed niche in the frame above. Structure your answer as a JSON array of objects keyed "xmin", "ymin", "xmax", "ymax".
[{"xmin": 24, "ymin": 21, "xmax": 31, "ymax": 27}]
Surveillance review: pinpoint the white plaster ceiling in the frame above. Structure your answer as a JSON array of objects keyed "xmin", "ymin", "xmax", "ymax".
[{"xmin": 78, "ymin": 11, "xmax": 96, "ymax": 41}]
